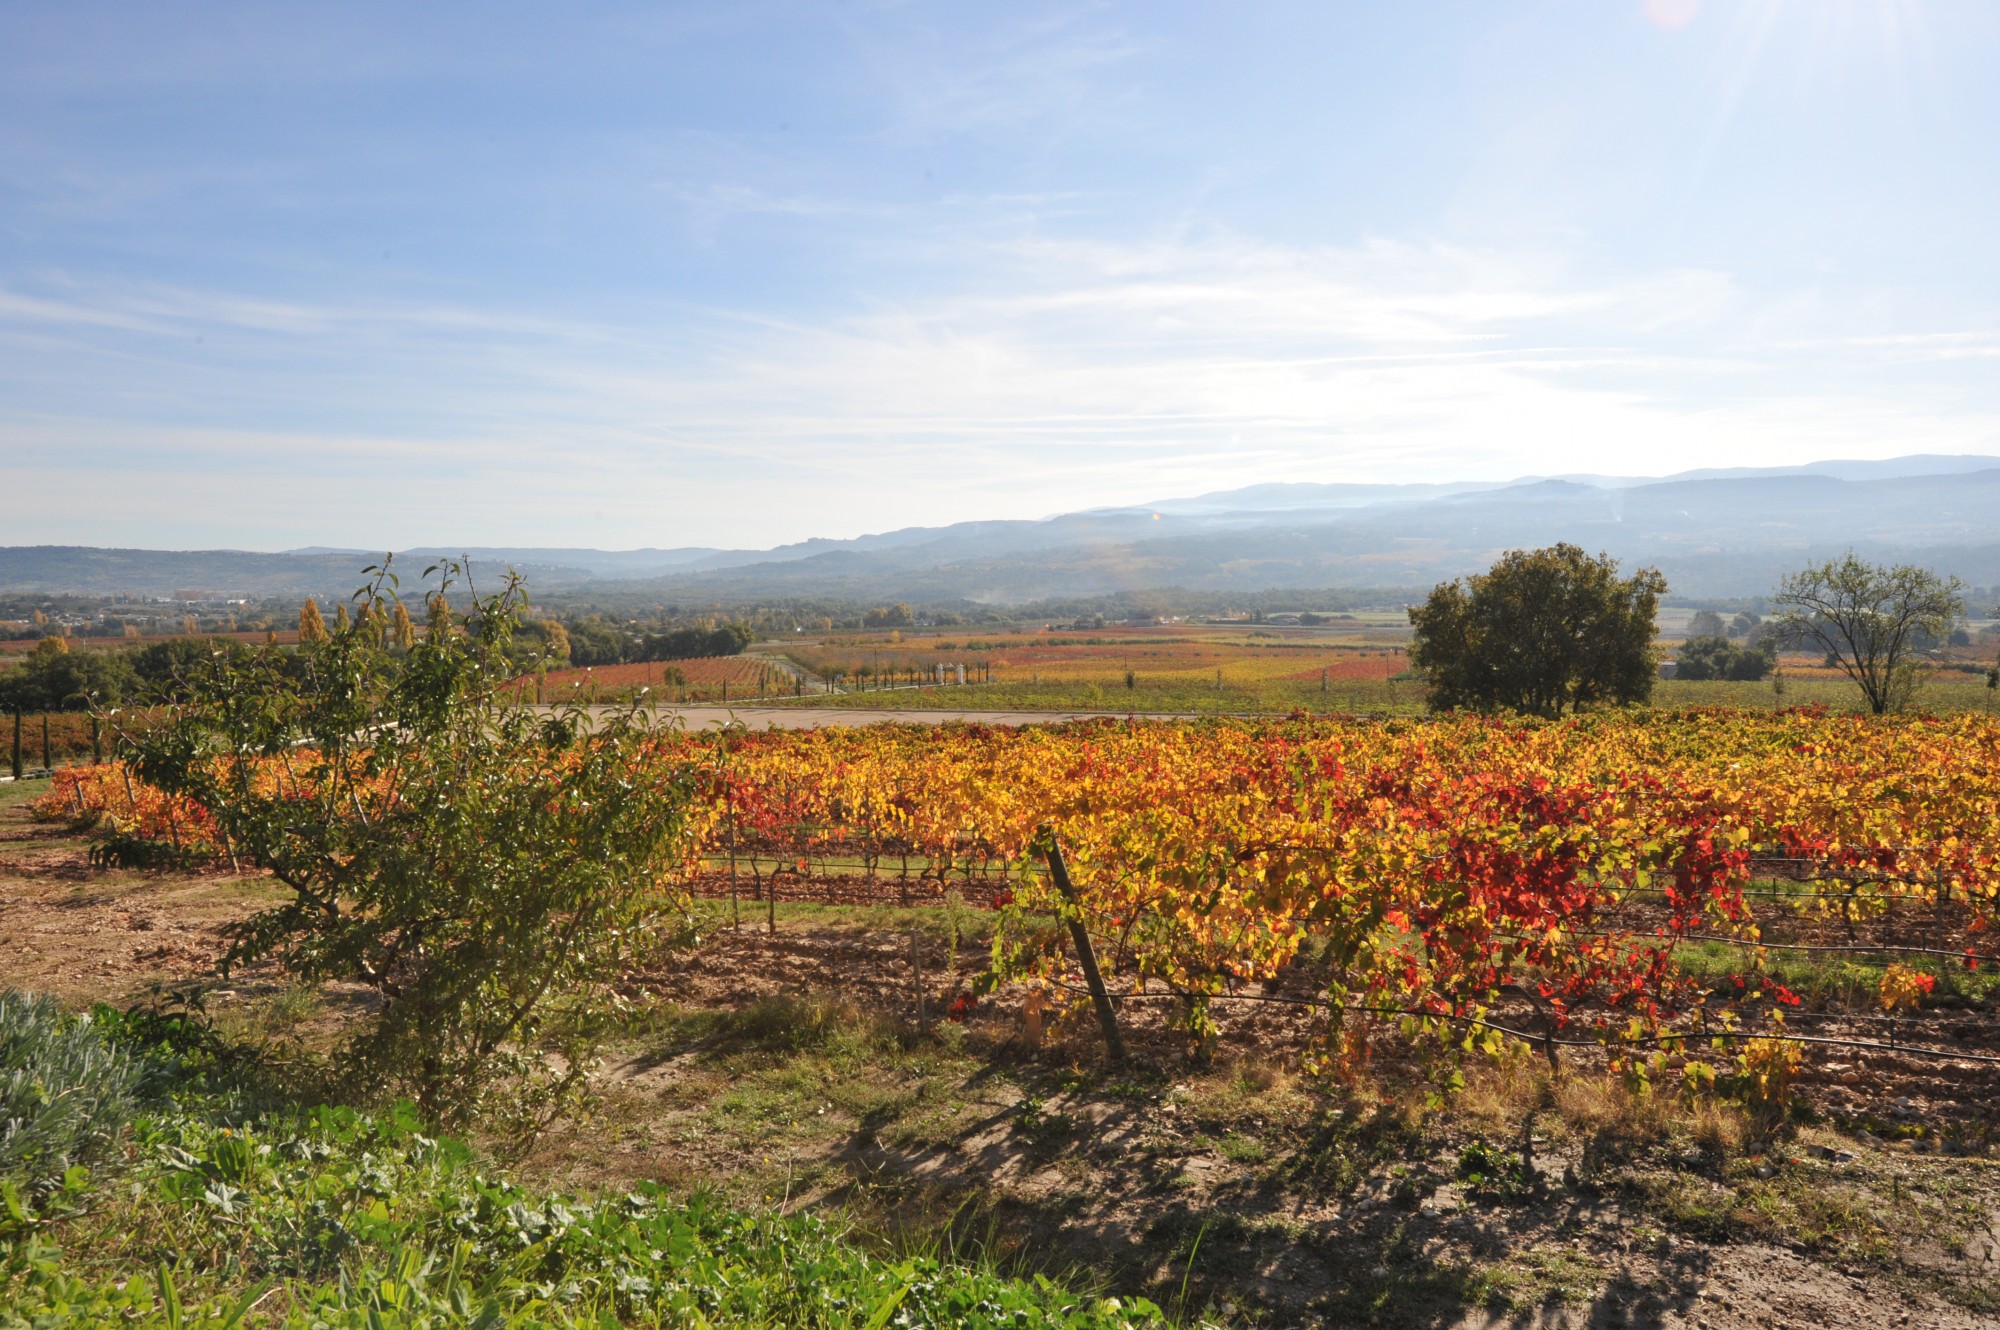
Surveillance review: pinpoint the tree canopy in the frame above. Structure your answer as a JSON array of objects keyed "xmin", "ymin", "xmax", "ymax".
[
  {"xmin": 1770, "ymin": 554, "xmax": 1963, "ymax": 714},
  {"xmin": 0, "ymin": 636, "xmax": 136, "ymax": 713},
  {"xmin": 1673, "ymin": 635, "xmax": 1775, "ymax": 682},
  {"xmin": 1408, "ymin": 544, "xmax": 1665, "ymax": 718}
]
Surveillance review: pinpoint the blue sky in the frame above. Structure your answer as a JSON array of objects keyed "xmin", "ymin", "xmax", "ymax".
[{"xmin": 5, "ymin": 0, "xmax": 2000, "ymax": 551}]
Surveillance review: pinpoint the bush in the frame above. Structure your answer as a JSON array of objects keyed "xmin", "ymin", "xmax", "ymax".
[
  {"xmin": 0, "ymin": 991, "xmax": 141, "ymax": 1196},
  {"xmin": 1673, "ymin": 635, "xmax": 1775, "ymax": 682},
  {"xmin": 125, "ymin": 561, "xmax": 701, "ymax": 1130}
]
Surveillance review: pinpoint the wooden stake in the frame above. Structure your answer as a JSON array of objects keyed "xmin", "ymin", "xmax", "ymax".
[{"xmin": 1040, "ymin": 830, "xmax": 1127, "ymax": 1063}]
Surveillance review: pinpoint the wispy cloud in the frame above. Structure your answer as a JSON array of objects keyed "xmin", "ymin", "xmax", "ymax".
[{"xmin": 5, "ymin": 226, "xmax": 1998, "ymax": 549}]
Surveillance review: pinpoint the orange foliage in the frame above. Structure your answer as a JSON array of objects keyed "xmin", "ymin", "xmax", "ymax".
[{"xmin": 39, "ymin": 707, "xmax": 1999, "ymax": 1062}]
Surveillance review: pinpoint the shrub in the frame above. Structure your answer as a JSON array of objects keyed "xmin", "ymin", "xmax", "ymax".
[
  {"xmin": 1673, "ymin": 635, "xmax": 1776, "ymax": 682},
  {"xmin": 123, "ymin": 560, "xmax": 701, "ymax": 1129},
  {"xmin": 0, "ymin": 991, "xmax": 141, "ymax": 1196}
]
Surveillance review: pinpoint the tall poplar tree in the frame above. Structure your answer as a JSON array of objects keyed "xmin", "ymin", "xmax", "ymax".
[
  {"xmin": 298, "ymin": 598, "xmax": 329, "ymax": 645},
  {"xmin": 390, "ymin": 601, "xmax": 417, "ymax": 651}
]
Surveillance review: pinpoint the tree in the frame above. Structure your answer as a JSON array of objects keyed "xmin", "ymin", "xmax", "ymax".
[
  {"xmin": 0, "ymin": 637, "xmax": 136, "ymax": 714},
  {"xmin": 635, "ymin": 622, "xmax": 751, "ymax": 662},
  {"xmin": 1408, "ymin": 544, "xmax": 1666, "ymax": 718},
  {"xmin": 1770, "ymin": 554, "xmax": 1963, "ymax": 714},
  {"xmin": 124, "ymin": 561, "xmax": 699, "ymax": 1128},
  {"xmin": 1673, "ymin": 635, "xmax": 1775, "ymax": 682},
  {"xmin": 298, "ymin": 598, "xmax": 329, "ymax": 645},
  {"xmin": 565, "ymin": 620, "xmax": 626, "ymax": 666},
  {"xmin": 389, "ymin": 601, "xmax": 417, "ymax": 652},
  {"xmin": 130, "ymin": 636, "xmax": 255, "ymax": 702},
  {"xmin": 863, "ymin": 603, "xmax": 913, "ymax": 629},
  {"xmin": 1687, "ymin": 609, "xmax": 1726, "ymax": 638},
  {"xmin": 510, "ymin": 619, "xmax": 571, "ymax": 669}
]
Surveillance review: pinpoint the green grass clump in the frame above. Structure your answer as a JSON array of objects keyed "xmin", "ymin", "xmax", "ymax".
[{"xmin": 0, "ymin": 988, "xmax": 1190, "ymax": 1329}]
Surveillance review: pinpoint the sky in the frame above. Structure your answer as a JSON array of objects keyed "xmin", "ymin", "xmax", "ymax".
[{"xmin": 5, "ymin": 0, "xmax": 2000, "ymax": 552}]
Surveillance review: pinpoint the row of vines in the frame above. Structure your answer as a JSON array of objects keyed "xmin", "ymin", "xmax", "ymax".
[{"xmin": 34, "ymin": 705, "xmax": 2000, "ymax": 1073}]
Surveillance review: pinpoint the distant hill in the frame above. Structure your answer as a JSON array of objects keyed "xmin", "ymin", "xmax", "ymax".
[
  {"xmin": 583, "ymin": 461, "xmax": 2000, "ymax": 602},
  {"xmin": 7, "ymin": 454, "xmax": 2000, "ymax": 602}
]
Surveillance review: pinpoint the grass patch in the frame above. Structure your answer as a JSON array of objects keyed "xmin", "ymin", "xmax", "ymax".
[
  {"xmin": 1467, "ymin": 1246, "xmax": 1601, "ymax": 1313},
  {"xmin": 0, "ymin": 987, "xmax": 1202, "ymax": 1328},
  {"xmin": 616, "ymin": 995, "xmax": 994, "ymax": 1173},
  {"xmin": 1674, "ymin": 936, "xmax": 2000, "ymax": 1008},
  {"xmin": 0, "ymin": 774, "xmax": 52, "ymax": 811}
]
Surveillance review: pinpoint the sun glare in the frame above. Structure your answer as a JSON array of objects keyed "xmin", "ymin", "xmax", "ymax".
[{"xmin": 1644, "ymin": 0, "xmax": 1702, "ymax": 30}]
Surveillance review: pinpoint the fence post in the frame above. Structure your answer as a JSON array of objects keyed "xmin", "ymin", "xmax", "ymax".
[
  {"xmin": 1039, "ymin": 829, "xmax": 1127, "ymax": 1063},
  {"xmin": 9, "ymin": 710, "xmax": 20, "ymax": 780}
]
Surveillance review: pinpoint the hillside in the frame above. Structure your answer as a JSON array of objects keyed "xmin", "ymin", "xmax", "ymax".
[{"xmin": 7, "ymin": 454, "xmax": 2000, "ymax": 601}]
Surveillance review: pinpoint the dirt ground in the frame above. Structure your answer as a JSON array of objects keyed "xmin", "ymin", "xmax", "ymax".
[{"xmin": 3, "ymin": 776, "xmax": 1997, "ymax": 1329}]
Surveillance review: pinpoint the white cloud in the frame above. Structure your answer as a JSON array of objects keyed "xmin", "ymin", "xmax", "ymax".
[{"xmin": 4, "ymin": 229, "xmax": 1999, "ymax": 548}]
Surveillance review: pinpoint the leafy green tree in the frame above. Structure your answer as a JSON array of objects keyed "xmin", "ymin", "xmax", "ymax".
[
  {"xmin": 0, "ymin": 637, "xmax": 136, "ymax": 713},
  {"xmin": 635, "ymin": 622, "xmax": 751, "ymax": 662},
  {"xmin": 564, "ymin": 617, "xmax": 629, "ymax": 667},
  {"xmin": 1771, "ymin": 554, "xmax": 1963, "ymax": 714},
  {"xmin": 130, "ymin": 636, "xmax": 256, "ymax": 702},
  {"xmin": 124, "ymin": 562, "xmax": 699, "ymax": 1129},
  {"xmin": 1673, "ymin": 635, "xmax": 1776, "ymax": 682},
  {"xmin": 1408, "ymin": 544, "xmax": 1665, "ymax": 718},
  {"xmin": 1686, "ymin": 609, "xmax": 1726, "ymax": 638}
]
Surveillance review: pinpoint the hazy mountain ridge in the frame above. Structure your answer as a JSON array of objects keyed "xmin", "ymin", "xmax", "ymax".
[{"xmin": 7, "ymin": 455, "xmax": 2000, "ymax": 601}]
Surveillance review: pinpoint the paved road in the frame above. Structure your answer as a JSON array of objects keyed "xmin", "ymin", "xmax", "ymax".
[{"xmin": 645, "ymin": 705, "xmax": 1199, "ymax": 730}]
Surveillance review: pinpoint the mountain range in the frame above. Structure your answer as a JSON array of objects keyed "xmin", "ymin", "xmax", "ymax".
[{"xmin": 8, "ymin": 454, "xmax": 2000, "ymax": 603}]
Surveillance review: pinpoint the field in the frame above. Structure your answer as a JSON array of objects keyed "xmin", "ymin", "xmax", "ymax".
[
  {"xmin": 763, "ymin": 621, "xmax": 2000, "ymax": 717},
  {"xmin": 534, "ymin": 654, "xmax": 795, "ymax": 703},
  {"xmin": 774, "ymin": 621, "xmax": 1415, "ymax": 714},
  {"xmin": 13, "ymin": 708, "xmax": 2000, "ymax": 1325}
]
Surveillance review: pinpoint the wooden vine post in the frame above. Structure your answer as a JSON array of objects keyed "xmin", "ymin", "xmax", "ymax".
[{"xmin": 1039, "ymin": 827, "xmax": 1127, "ymax": 1063}]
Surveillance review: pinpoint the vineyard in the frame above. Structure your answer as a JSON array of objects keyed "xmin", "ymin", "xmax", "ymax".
[
  {"xmin": 530, "ymin": 654, "xmax": 791, "ymax": 701},
  {"xmin": 38, "ymin": 707, "xmax": 2000, "ymax": 1095}
]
